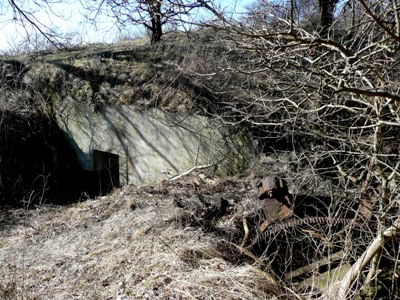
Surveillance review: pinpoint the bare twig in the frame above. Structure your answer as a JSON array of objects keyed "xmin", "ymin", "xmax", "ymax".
[{"xmin": 169, "ymin": 163, "xmax": 214, "ymax": 181}]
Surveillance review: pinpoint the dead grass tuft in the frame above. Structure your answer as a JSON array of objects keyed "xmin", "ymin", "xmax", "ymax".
[{"xmin": 0, "ymin": 175, "xmax": 283, "ymax": 299}]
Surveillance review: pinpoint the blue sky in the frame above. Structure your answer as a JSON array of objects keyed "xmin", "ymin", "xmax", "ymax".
[{"xmin": 0, "ymin": 0, "xmax": 253, "ymax": 53}]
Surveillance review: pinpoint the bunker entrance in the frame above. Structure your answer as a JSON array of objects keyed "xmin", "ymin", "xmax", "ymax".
[{"xmin": 93, "ymin": 150, "xmax": 120, "ymax": 195}]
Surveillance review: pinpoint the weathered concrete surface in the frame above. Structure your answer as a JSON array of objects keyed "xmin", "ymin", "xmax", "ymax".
[{"xmin": 54, "ymin": 99, "xmax": 255, "ymax": 186}]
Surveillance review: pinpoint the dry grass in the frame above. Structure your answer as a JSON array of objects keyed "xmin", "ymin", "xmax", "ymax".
[
  {"xmin": 1, "ymin": 30, "xmax": 251, "ymax": 120},
  {"xmin": 0, "ymin": 176, "xmax": 283, "ymax": 300}
]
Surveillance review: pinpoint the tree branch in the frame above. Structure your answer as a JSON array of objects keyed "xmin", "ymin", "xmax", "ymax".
[{"xmin": 337, "ymin": 217, "xmax": 400, "ymax": 299}]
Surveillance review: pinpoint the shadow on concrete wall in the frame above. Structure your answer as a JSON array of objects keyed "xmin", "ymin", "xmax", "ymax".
[{"xmin": 0, "ymin": 113, "xmax": 117, "ymax": 208}]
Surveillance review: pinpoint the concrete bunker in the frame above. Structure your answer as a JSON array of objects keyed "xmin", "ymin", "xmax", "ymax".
[{"xmin": 54, "ymin": 99, "xmax": 256, "ymax": 191}]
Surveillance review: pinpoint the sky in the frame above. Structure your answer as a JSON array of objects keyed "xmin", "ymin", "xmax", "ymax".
[{"xmin": 0, "ymin": 0, "xmax": 253, "ymax": 53}]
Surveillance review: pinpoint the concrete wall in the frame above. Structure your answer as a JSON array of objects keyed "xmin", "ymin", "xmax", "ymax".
[{"xmin": 54, "ymin": 99, "xmax": 255, "ymax": 187}]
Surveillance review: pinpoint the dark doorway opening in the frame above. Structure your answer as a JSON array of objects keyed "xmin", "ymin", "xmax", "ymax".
[{"xmin": 93, "ymin": 150, "xmax": 120, "ymax": 195}]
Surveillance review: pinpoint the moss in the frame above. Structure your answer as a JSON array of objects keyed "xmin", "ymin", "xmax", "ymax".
[{"xmin": 218, "ymin": 132, "xmax": 256, "ymax": 176}]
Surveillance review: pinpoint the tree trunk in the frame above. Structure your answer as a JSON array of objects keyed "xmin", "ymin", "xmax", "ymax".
[
  {"xmin": 148, "ymin": 1, "xmax": 163, "ymax": 44},
  {"xmin": 150, "ymin": 13, "xmax": 162, "ymax": 44},
  {"xmin": 318, "ymin": 0, "xmax": 338, "ymax": 38}
]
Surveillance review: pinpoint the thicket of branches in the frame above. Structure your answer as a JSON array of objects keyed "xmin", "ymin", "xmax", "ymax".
[{"xmin": 185, "ymin": 0, "xmax": 400, "ymax": 298}]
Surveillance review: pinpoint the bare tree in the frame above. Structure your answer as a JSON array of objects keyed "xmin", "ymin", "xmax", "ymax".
[{"xmin": 80, "ymin": 0, "xmax": 207, "ymax": 44}]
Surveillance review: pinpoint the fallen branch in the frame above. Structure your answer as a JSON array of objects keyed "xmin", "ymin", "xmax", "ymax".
[
  {"xmin": 241, "ymin": 217, "xmax": 250, "ymax": 247},
  {"xmin": 336, "ymin": 217, "xmax": 400, "ymax": 299},
  {"xmin": 234, "ymin": 244, "xmax": 266, "ymax": 267},
  {"xmin": 286, "ymin": 251, "xmax": 344, "ymax": 281},
  {"xmin": 169, "ymin": 163, "xmax": 214, "ymax": 181}
]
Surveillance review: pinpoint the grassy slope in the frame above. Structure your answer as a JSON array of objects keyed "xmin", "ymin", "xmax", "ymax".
[
  {"xmin": 1, "ymin": 33, "xmax": 223, "ymax": 114},
  {"xmin": 0, "ymin": 174, "xmax": 281, "ymax": 300}
]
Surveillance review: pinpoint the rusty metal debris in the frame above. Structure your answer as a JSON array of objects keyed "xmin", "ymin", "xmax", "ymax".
[
  {"xmin": 257, "ymin": 176, "xmax": 294, "ymax": 233},
  {"xmin": 256, "ymin": 176, "xmax": 371, "ymax": 234}
]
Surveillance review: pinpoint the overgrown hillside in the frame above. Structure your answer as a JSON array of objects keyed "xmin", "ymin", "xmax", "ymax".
[
  {"xmin": 1, "ymin": 27, "xmax": 400, "ymax": 299},
  {"xmin": 0, "ymin": 33, "xmax": 289, "ymax": 299}
]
